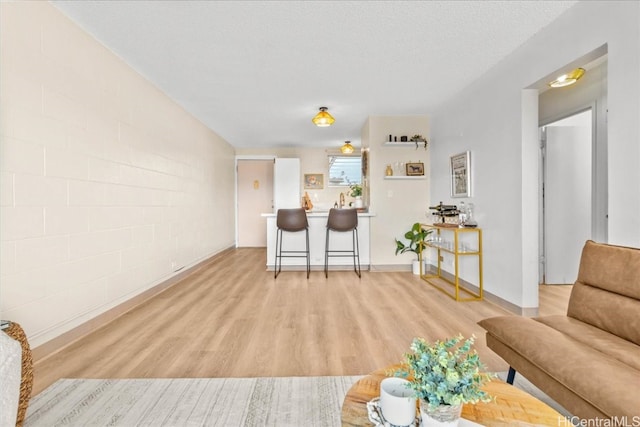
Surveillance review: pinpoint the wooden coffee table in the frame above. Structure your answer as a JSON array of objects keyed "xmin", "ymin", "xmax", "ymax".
[{"xmin": 341, "ymin": 366, "xmax": 565, "ymax": 426}]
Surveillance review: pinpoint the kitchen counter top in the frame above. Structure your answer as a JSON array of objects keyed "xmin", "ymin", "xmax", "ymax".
[
  {"xmin": 261, "ymin": 209, "xmax": 375, "ymax": 217},
  {"xmin": 262, "ymin": 210, "xmax": 374, "ymax": 270}
]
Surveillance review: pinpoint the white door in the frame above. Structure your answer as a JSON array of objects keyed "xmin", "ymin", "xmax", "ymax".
[
  {"xmin": 543, "ymin": 111, "xmax": 592, "ymax": 284},
  {"xmin": 237, "ymin": 160, "xmax": 274, "ymax": 247}
]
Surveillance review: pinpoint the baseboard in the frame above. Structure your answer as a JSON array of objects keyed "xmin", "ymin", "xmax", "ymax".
[
  {"xmin": 423, "ymin": 264, "xmax": 538, "ymax": 316},
  {"xmin": 483, "ymin": 293, "xmax": 538, "ymax": 316},
  {"xmin": 368, "ymin": 264, "xmax": 413, "ymax": 272},
  {"xmin": 32, "ymin": 247, "xmax": 235, "ymax": 362}
]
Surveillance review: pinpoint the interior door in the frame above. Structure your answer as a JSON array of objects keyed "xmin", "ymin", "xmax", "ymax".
[
  {"xmin": 237, "ymin": 160, "xmax": 274, "ymax": 247},
  {"xmin": 543, "ymin": 116, "xmax": 592, "ymax": 284}
]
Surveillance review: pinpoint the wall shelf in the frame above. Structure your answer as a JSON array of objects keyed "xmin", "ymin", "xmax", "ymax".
[
  {"xmin": 384, "ymin": 176, "xmax": 425, "ymax": 180},
  {"xmin": 382, "ymin": 141, "xmax": 422, "ymax": 148}
]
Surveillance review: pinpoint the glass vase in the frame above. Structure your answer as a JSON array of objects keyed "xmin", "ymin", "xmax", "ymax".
[{"xmin": 419, "ymin": 400, "xmax": 462, "ymax": 427}]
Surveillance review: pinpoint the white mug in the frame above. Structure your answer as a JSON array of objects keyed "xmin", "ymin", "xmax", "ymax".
[{"xmin": 379, "ymin": 377, "xmax": 417, "ymax": 426}]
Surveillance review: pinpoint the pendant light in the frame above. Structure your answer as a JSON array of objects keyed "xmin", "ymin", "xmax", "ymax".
[
  {"xmin": 340, "ymin": 141, "xmax": 355, "ymax": 154},
  {"xmin": 548, "ymin": 68, "xmax": 585, "ymax": 88},
  {"xmin": 312, "ymin": 107, "xmax": 335, "ymax": 127}
]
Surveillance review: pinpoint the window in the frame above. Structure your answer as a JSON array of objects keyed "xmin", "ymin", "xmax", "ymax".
[{"xmin": 328, "ymin": 155, "xmax": 362, "ymax": 187}]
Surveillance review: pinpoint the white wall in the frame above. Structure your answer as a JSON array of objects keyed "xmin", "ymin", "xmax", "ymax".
[
  {"xmin": 0, "ymin": 2, "xmax": 236, "ymax": 347},
  {"xmin": 430, "ymin": 1, "xmax": 640, "ymax": 309},
  {"xmin": 364, "ymin": 116, "xmax": 430, "ymax": 268}
]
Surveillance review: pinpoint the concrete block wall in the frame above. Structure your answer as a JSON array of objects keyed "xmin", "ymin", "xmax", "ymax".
[{"xmin": 0, "ymin": 2, "xmax": 236, "ymax": 347}]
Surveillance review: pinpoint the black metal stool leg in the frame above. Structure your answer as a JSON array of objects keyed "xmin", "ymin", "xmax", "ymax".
[
  {"xmin": 353, "ymin": 228, "xmax": 361, "ymax": 278},
  {"xmin": 305, "ymin": 228, "xmax": 310, "ymax": 279},
  {"xmin": 274, "ymin": 228, "xmax": 281, "ymax": 278},
  {"xmin": 324, "ymin": 228, "xmax": 330, "ymax": 278},
  {"xmin": 275, "ymin": 208, "xmax": 309, "ymax": 279}
]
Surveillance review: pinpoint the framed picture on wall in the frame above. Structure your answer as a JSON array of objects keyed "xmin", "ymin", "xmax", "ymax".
[
  {"xmin": 304, "ymin": 173, "xmax": 324, "ymax": 189},
  {"xmin": 450, "ymin": 151, "xmax": 471, "ymax": 198},
  {"xmin": 406, "ymin": 162, "xmax": 424, "ymax": 176}
]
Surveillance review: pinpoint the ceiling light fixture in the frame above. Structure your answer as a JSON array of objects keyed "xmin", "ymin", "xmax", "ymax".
[
  {"xmin": 548, "ymin": 68, "xmax": 585, "ymax": 88},
  {"xmin": 312, "ymin": 107, "xmax": 335, "ymax": 127},
  {"xmin": 340, "ymin": 141, "xmax": 355, "ymax": 154}
]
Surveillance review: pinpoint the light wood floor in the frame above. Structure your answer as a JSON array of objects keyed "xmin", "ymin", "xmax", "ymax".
[{"xmin": 32, "ymin": 248, "xmax": 572, "ymax": 395}]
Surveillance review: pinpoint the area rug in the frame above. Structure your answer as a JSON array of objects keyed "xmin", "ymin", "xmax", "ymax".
[
  {"xmin": 24, "ymin": 373, "xmax": 570, "ymax": 426},
  {"xmin": 24, "ymin": 376, "xmax": 362, "ymax": 426}
]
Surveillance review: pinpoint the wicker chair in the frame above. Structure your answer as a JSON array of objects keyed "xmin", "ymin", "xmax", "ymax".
[{"xmin": 2, "ymin": 322, "xmax": 33, "ymax": 427}]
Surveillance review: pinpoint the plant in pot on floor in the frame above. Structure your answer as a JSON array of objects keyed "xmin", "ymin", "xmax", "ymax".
[
  {"xmin": 395, "ymin": 222, "xmax": 431, "ymax": 274},
  {"xmin": 393, "ymin": 335, "xmax": 494, "ymax": 427}
]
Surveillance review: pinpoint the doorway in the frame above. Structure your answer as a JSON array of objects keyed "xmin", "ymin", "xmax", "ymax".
[
  {"xmin": 237, "ymin": 159, "xmax": 274, "ymax": 247},
  {"xmin": 540, "ymin": 109, "xmax": 593, "ymax": 285}
]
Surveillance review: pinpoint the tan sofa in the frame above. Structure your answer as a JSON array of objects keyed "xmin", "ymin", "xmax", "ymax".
[{"xmin": 479, "ymin": 240, "xmax": 640, "ymax": 420}]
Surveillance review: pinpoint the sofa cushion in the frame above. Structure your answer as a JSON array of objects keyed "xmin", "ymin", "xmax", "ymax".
[
  {"xmin": 479, "ymin": 315, "xmax": 640, "ymax": 418},
  {"xmin": 576, "ymin": 240, "xmax": 640, "ymax": 300},
  {"xmin": 534, "ymin": 315, "xmax": 640, "ymax": 371},
  {"xmin": 567, "ymin": 282, "xmax": 640, "ymax": 346},
  {"xmin": 568, "ymin": 241, "xmax": 640, "ymax": 346}
]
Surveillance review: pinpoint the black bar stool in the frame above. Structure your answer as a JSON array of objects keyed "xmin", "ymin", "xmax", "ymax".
[
  {"xmin": 274, "ymin": 208, "xmax": 310, "ymax": 279},
  {"xmin": 324, "ymin": 208, "xmax": 361, "ymax": 278}
]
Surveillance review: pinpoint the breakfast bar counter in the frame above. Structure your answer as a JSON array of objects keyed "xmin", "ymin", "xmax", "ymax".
[{"xmin": 261, "ymin": 210, "xmax": 374, "ymax": 271}]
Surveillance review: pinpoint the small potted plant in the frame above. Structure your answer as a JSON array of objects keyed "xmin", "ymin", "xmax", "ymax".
[
  {"xmin": 410, "ymin": 134, "xmax": 428, "ymax": 150},
  {"xmin": 349, "ymin": 183, "xmax": 363, "ymax": 208},
  {"xmin": 394, "ymin": 335, "xmax": 494, "ymax": 426},
  {"xmin": 395, "ymin": 222, "xmax": 431, "ymax": 274}
]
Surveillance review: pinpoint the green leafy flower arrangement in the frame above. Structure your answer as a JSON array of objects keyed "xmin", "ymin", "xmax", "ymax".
[
  {"xmin": 394, "ymin": 334, "xmax": 494, "ymax": 409},
  {"xmin": 349, "ymin": 183, "xmax": 362, "ymax": 197}
]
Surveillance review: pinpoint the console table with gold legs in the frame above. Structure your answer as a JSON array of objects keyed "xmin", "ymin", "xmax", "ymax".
[{"xmin": 418, "ymin": 224, "xmax": 483, "ymax": 301}]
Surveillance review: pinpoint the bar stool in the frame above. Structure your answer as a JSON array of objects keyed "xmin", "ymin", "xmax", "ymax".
[
  {"xmin": 274, "ymin": 208, "xmax": 310, "ymax": 279},
  {"xmin": 324, "ymin": 208, "xmax": 361, "ymax": 278}
]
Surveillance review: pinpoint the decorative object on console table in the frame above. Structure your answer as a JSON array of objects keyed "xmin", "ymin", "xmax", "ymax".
[
  {"xmin": 406, "ymin": 162, "xmax": 424, "ymax": 176},
  {"xmin": 400, "ymin": 135, "xmax": 408, "ymax": 142},
  {"xmin": 464, "ymin": 202, "xmax": 477, "ymax": 227},
  {"xmin": 393, "ymin": 335, "xmax": 494, "ymax": 427},
  {"xmin": 450, "ymin": 151, "xmax": 471, "ymax": 198},
  {"xmin": 429, "ymin": 201, "xmax": 459, "ymax": 226}
]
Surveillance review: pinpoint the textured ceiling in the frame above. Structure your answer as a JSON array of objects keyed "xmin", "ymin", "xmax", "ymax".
[{"xmin": 51, "ymin": 0, "xmax": 578, "ymax": 150}]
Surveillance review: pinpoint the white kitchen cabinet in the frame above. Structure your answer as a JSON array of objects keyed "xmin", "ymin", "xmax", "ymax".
[{"xmin": 273, "ymin": 158, "xmax": 300, "ymax": 211}]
